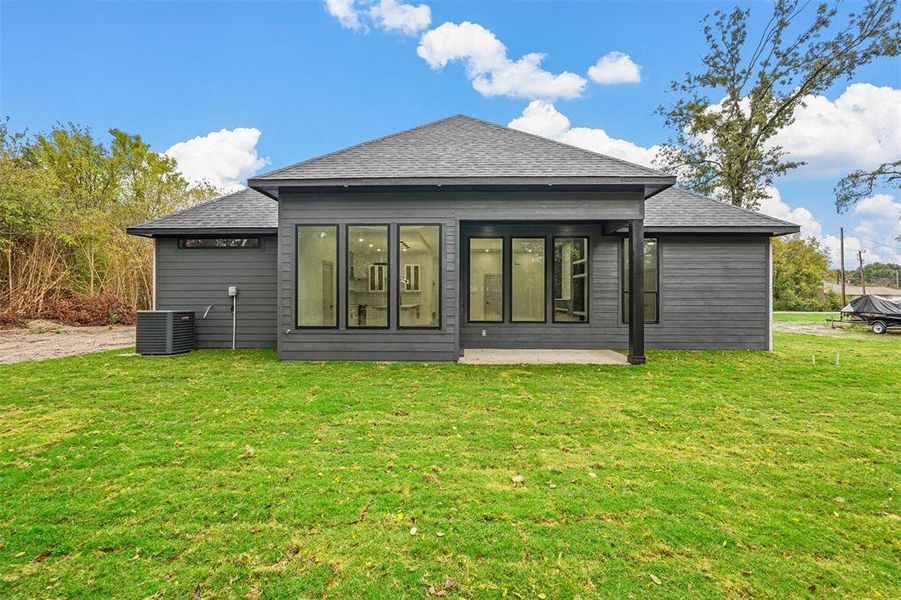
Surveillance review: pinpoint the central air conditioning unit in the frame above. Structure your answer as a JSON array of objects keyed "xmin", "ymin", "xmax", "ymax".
[{"xmin": 135, "ymin": 310, "xmax": 195, "ymax": 355}]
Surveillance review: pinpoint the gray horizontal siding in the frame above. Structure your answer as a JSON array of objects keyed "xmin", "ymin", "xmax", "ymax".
[
  {"xmin": 648, "ymin": 236, "xmax": 769, "ymax": 349},
  {"xmin": 154, "ymin": 236, "xmax": 277, "ymax": 348},
  {"xmin": 461, "ymin": 223, "xmax": 623, "ymax": 349},
  {"xmin": 277, "ymin": 190, "xmax": 642, "ymax": 361},
  {"xmin": 461, "ymin": 233, "xmax": 770, "ymax": 351}
]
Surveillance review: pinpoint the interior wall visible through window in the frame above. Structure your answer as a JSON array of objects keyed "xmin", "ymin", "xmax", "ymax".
[
  {"xmin": 347, "ymin": 225, "xmax": 389, "ymax": 328},
  {"xmin": 399, "ymin": 225, "xmax": 440, "ymax": 328},
  {"xmin": 296, "ymin": 226, "xmax": 337, "ymax": 327},
  {"xmin": 469, "ymin": 238, "xmax": 504, "ymax": 322},
  {"xmin": 512, "ymin": 238, "xmax": 546, "ymax": 322}
]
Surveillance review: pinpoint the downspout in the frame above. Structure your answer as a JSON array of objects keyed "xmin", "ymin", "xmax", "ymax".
[
  {"xmin": 152, "ymin": 238, "xmax": 157, "ymax": 310},
  {"xmin": 767, "ymin": 237, "xmax": 773, "ymax": 351}
]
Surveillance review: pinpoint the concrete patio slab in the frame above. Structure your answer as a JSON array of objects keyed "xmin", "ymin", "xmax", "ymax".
[{"xmin": 459, "ymin": 349, "xmax": 629, "ymax": 365}]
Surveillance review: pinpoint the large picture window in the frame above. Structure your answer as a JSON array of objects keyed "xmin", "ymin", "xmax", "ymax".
[
  {"xmin": 623, "ymin": 238, "xmax": 659, "ymax": 323},
  {"xmin": 553, "ymin": 238, "xmax": 589, "ymax": 322},
  {"xmin": 399, "ymin": 225, "xmax": 441, "ymax": 328},
  {"xmin": 469, "ymin": 238, "xmax": 504, "ymax": 322},
  {"xmin": 347, "ymin": 225, "xmax": 389, "ymax": 328},
  {"xmin": 296, "ymin": 225, "xmax": 337, "ymax": 327},
  {"xmin": 512, "ymin": 238, "xmax": 546, "ymax": 322}
]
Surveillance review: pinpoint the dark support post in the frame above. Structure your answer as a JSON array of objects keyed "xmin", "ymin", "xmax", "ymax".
[{"xmin": 628, "ymin": 219, "xmax": 646, "ymax": 365}]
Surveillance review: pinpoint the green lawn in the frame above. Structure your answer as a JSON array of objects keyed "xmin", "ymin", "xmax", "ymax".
[{"xmin": 1, "ymin": 333, "xmax": 899, "ymax": 598}]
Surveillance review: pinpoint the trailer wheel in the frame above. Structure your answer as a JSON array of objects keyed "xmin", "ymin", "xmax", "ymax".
[{"xmin": 871, "ymin": 321, "xmax": 887, "ymax": 335}]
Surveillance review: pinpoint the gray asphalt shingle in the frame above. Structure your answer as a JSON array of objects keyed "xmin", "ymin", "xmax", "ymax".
[
  {"xmin": 127, "ymin": 188, "xmax": 277, "ymax": 233},
  {"xmin": 128, "ymin": 187, "xmax": 798, "ymax": 234},
  {"xmin": 645, "ymin": 187, "xmax": 798, "ymax": 230},
  {"xmin": 250, "ymin": 115, "xmax": 671, "ymax": 182}
]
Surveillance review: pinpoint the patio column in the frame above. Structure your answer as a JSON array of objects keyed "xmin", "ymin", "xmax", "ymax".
[{"xmin": 628, "ymin": 219, "xmax": 646, "ymax": 365}]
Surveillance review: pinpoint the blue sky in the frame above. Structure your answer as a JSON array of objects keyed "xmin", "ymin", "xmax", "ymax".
[{"xmin": 2, "ymin": 0, "xmax": 899, "ymax": 264}]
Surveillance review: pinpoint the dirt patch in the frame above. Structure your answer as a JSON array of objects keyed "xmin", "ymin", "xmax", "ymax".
[
  {"xmin": 0, "ymin": 320, "xmax": 134, "ymax": 364},
  {"xmin": 772, "ymin": 321, "xmax": 898, "ymax": 338}
]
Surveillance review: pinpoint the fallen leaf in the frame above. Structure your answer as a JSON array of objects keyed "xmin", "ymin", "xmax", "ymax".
[
  {"xmin": 650, "ymin": 574, "xmax": 661, "ymax": 585},
  {"xmin": 410, "ymin": 526, "xmax": 418, "ymax": 535},
  {"xmin": 511, "ymin": 474, "xmax": 525, "ymax": 484}
]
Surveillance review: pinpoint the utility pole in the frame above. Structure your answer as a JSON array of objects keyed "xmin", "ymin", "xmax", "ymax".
[
  {"xmin": 839, "ymin": 228, "xmax": 846, "ymax": 306},
  {"xmin": 857, "ymin": 250, "xmax": 866, "ymax": 295}
]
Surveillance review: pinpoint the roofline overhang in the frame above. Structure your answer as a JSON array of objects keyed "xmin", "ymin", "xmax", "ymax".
[
  {"xmin": 615, "ymin": 225, "xmax": 801, "ymax": 236},
  {"xmin": 125, "ymin": 227, "xmax": 278, "ymax": 238},
  {"xmin": 248, "ymin": 176, "xmax": 677, "ymax": 200}
]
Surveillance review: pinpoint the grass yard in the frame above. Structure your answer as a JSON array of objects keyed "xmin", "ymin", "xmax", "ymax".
[
  {"xmin": 1, "ymin": 333, "xmax": 899, "ymax": 598},
  {"xmin": 772, "ymin": 311, "xmax": 840, "ymax": 323}
]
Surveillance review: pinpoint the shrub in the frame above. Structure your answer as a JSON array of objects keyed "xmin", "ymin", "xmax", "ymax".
[{"xmin": 36, "ymin": 293, "xmax": 136, "ymax": 326}]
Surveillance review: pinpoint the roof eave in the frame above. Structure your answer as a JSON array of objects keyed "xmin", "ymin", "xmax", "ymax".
[
  {"xmin": 248, "ymin": 176, "xmax": 677, "ymax": 200},
  {"xmin": 620, "ymin": 225, "xmax": 801, "ymax": 236},
  {"xmin": 125, "ymin": 226, "xmax": 278, "ymax": 238}
]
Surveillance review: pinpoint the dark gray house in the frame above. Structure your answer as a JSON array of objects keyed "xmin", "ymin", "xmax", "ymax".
[{"xmin": 128, "ymin": 115, "xmax": 799, "ymax": 363}]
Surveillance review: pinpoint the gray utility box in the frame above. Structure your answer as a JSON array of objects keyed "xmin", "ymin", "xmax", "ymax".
[{"xmin": 136, "ymin": 310, "xmax": 195, "ymax": 355}]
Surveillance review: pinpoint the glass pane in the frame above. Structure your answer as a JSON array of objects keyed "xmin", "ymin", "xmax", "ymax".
[
  {"xmin": 297, "ymin": 226, "xmax": 337, "ymax": 327},
  {"xmin": 469, "ymin": 238, "xmax": 503, "ymax": 322},
  {"xmin": 645, "ymin": 238, "xmax": 658, "ymax": 293},
  {"xmin": 400, "ymin": 225, "xmax": 440, "ymax": 328},
  {"xmin": 554, "ymin": 238, "xmax": 588, "ymax": 322},
  {"xmin": 623, "ymin": 238, "xmax": 659, "ymax": 322},
  {"xmin": 348, "ymin": 225, "xmax": 389, "ymax": 327},
  {"xmin": 180, "ymin": 238, "xmax": 260, "ymax": 249},
  {"xmin": 512, "ymin": 238, "xmax": 545, "ymax": 322},
  {"xmin": 644, "ymin": 292, "xmax": 658, "ymax": 323}
]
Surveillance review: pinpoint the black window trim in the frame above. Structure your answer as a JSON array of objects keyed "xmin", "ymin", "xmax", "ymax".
[
  {"xmin": 551, "ymin": 235, "xmax": 591, "ymax": 324},
  {"xmin": 510, "ymin": 236, "xmax": 548, "ymax": 324},
  {"xmin": 345, "ymin": 223, "xmax": 391, "ymax": 330},
  {"xmin": 397, "ymin": 223, "xmax": 443, "ymax": 330},
  {"xmin": 178, "ymin": 236, "xmax": 262, "ymax": 250},
  {"xmin": 295, "ymin": 224, "xmax": 339, "ymax": 330},
  {"xmin": 467, "ymin": 235, "xmax": 506, "ymax": 324},
  {"xmin": 621, "ymin": 236, "xmax": 660, "ymax": 325}
]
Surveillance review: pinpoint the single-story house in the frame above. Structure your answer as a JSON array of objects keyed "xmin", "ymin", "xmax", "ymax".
[
  {"xmin": 823, "ymin": 281, "xmax": 901, "ymax": 301},
  {"xmin": 128, "ymin": 115, "xmax": 799, "ymax": 363}
]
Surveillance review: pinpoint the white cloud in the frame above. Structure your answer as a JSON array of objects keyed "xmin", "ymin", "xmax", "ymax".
[
  {"xmin": 850, "ymin": 193, "xmax": 901, "ymax": 264},
  {"xmin": 773, "ymin": 83, "xmax": 901, "ymax": 177},
  {"xmin": 165, "ymin": 127, "xmax": 269, "ymax": 192},
  {"xmin": 325, "ymin": 0, "xmax": 363, "ymax": 31},
  {"xmin": 587, "ymin": 51, "xmax": 641, "ymax": 84},
  {"xmin": 757, "ymin": 186, "xmax": 822, "ymax": 239},
  {"xmin": 508, "ymin": 100, "xmax": 660, "ymax": 167},
  {"xmin": 417, "ymin": 22, "xmax": 586, "ymax": 100},
  {"xmin": 757, "ymin": 187, "xmax": 900, "ymax": 266},
  {"xmin": 369, "ymin": 0, "xmax": 431, "ymax": 36}
]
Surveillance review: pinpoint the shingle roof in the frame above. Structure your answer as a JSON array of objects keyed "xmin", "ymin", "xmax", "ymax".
[
  {"xmin": 126, "ymin": 188, "xmax": 277, "ymax": 236},
  {"xmin": 127, "ymin": 186, "xmax": 799, "ymax": 236},
  {"xmin": 248, "ymin": 115, "xmax": 675, "ymax": 194},
  {"xmin": 644, "ymin": 187, "xmax": 799, "ymax": 233}
]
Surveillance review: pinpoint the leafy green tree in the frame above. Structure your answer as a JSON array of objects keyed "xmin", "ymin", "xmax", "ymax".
[
  {"xmin": 772, "ymin": 235, "xmax": 838, "ymax": 311},
  {"xmin": 834, "ymin": 161, "xmax": 901, "ymax": 243},
  {"xmin": 657, "ymin": 0, "xmax": 899, "ymax": 209},
  {"xmin": 841, "ymin": 261, "xmax": 901, "ymax": 288},
  {"xmin": 1, "ymin": 120, "xmax": 218, "ymax": 318}
]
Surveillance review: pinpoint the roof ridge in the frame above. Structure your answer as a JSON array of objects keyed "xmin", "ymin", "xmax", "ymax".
[
  {"xmin": 129, "ymin": 188, "xmax": 253, "ymax": 229},
  {"xmin": 670, "ymin": 187, "xmax": 799, "ymax": 227},
  {"xmin": 254, "ymin": 115, "xmax": 467, "ymax": 179},
  {"xmin": 458, "ymin": 114, "xmax": 671, "ymax": 178}
]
